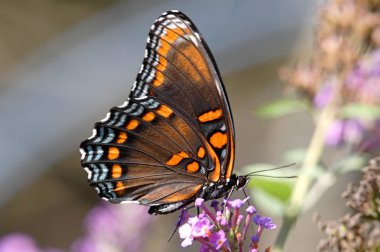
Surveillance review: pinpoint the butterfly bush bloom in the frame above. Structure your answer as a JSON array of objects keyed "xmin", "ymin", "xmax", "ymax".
[
  {"xmin": 312, "ymin": 49, "xmax": 380, "ymax": 151},
  {"xmin": 71, "ymin": 203, "xmax": 153, "ymax": 252},
  {"xmin": 280, "ymin": 0, "xmax": 380, "ymax": 154},
  {"xmin": 178, "ymin": 197, "xmax": 275, "ymax": 252},
  {"xmin": 0, "ymin": 233, "xmax": 61, "ymax": 252}
]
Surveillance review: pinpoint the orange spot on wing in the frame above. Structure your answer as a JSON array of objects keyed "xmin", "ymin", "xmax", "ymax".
[
  {"xmin": 166, "ymin": 151, "xmax": 189, "ymax": 166},
  {"xmin": 156, "ymin": 55, "xmax": 167, "ymax": 73},
  {"xmin": 187, "ymin": 162, "xmax": 199, "ymax": 173},
  {"xmin": 163, "ymin": 184, "xmax": 202, "ymax": 203},
  {"xmin": 142, "ymin": 112, "xmax": 155, "ymax": 122},
  {"xmin": 198, "ymin": 109, "xmax": 223, "ymax": 123},
  {"xmin": 156, "ymin": 104, "xmax": 173, "ymax": 118},
  {"xmin": 112, "ymin": 164, "xmax": 122, "ymax": 178},
  {"xmin": 153, "ymin": 71, "xmax": 164, "ymax": 87},
  {"xmin": 115, "ymin": 181, "xmax": 126, "ymax": 196},
  {"xmin": 116, "ymin": 132, "xmax": 128, "ymax": 144},
  {"xmin": 197, "ymin": 146, "xmax": 205, "ymax": 159},
  {"xmin": 108, "ymin": 147, "xmax": 120, "ymax": 160},
  {"xmin": 152, "ymin": 28, "xmax": 183, "ymax": 86},
  {"xmin": 210, "ymin": 132, "xmax": 228, "ymax": 149},
  {"xmin": 126, "ymin": 119, "xmax": 139, "ymax": 130}
]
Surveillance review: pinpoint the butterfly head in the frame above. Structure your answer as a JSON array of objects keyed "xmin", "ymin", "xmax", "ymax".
[{"xmin": 231, "ymin": 174, "xmax": 250, "ymax": 190}]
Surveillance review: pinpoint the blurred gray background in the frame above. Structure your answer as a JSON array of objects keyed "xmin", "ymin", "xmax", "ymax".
[{"xmin": 0, "ymin": 0, "xmax": 355, "ymax": 251}]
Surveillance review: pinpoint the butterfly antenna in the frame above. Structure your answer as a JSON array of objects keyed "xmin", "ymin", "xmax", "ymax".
[
  {"xmin": 249, "ymin": 174, "xmax": 298, "ymax": 179},
  {"xmin": 246, "ymin": 163, "xmax": 296, "ymax": 177}
]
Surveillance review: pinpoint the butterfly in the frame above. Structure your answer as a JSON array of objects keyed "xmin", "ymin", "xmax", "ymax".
[{"xmin": 79, "ymin": 10, "xmax": 250, "ymax": 215}]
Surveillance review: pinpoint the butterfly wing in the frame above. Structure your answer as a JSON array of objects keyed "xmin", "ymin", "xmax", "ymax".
[{"xmin": 80, "ymin": 10, "xmax": 235, "ymax": 214}]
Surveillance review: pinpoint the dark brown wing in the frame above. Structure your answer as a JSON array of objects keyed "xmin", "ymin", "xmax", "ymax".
[{"xmin": 79, "ymin": 10, "xmax": 235, "ymax": 214}]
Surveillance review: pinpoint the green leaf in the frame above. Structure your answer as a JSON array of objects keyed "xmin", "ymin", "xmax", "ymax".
[
  {"xmin": 334, "ymin": 154, "xmax": 368, "ymax": 174},
  {"xmin": 254, "ymin": 99, "xmax": 308, "ymax": 118},
  {"xmin": 242, "ymin": 163, "xmax": 297, "ymax": 216},
  {"xmin": 248, "ymin": 189, "xmax": 285, "ymax": 217},
  {"xmin": 341, "ymin": 103, "xmax": 380, "ymax": 120},
  {"xmin": 247, "ymin": 177, "xmax": 294, "ymax": 203}
]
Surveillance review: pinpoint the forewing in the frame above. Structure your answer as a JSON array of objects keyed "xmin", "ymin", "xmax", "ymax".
[{"xmin": 79, "ymin": 10, "xmax": 235, "ymax": 213}]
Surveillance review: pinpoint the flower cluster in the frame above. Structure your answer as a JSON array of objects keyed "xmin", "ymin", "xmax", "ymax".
[
  {"xmin": 178, "ymin": 198, "xmax": 276, "ymax": 252},
  {"xmin": 280, "ymin": 0, "xmax": 380, "ymax": 153},
  {"xmin": 71, "ymin": 203, "xmax": 153, "ymax": 252},
  {"xmin": 0, "ymin": 203, "xmax": 154, "ymax": 252},
  {"xmin": 315, "ymin": 157, "xmax": 380, "ymax": 251},
  {"xmin": 0, "ymin": 233, "xmax": 61, "ymax": 252}
]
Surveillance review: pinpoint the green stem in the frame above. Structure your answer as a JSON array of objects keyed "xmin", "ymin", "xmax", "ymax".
[{"xmin": 273, "ymin": 104, "xmax": 336, "ymax": 252}]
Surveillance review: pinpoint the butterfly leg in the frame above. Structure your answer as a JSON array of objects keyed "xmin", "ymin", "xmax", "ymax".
[
  {"xmin": 243, "ymin": 188, "xmax": 252, "ymax": 206},
  {"xmin": 222, "ymin": 187, "xmax": 235, "ymax": 213},
  {"xmin": 168, "ymin": 207, "xmax": 188, "ymax": 242}
]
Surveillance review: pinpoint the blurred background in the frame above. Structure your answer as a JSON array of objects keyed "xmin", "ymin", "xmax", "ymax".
[{"xmin": 0, "ymin": 0, "xmax": 358, "ymax": 251}]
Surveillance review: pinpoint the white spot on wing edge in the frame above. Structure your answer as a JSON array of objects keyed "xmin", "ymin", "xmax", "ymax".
[
  {"xmin": 159, "ymin": 202, "xmax": 183, "ymax": 213},
  {"xmin": 84, "ymin": 167, "xmax": 92, "ymax": 179},
  {"xmin": 118, "ymin": 99, "xmax": 129, "ymax": 108},
  {"xmin": 100, "ymin": 112, "xmax": 111, "ymax": 123},
  {"xmin": 79, "ymin": 148, "xmax": 86, "ymax": 160},
  {"xmin": 88, "ymin": 128, "xmax": 97, "ymax": 140},
  {"xmin": 119, "ymin": 200, "xmax": 140, "ymax": 204}
]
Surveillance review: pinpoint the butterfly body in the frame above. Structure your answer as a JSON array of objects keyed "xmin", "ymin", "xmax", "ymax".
[{"xmin": 80, "ymin": 10, "xmax": 243, "ymax": 215}]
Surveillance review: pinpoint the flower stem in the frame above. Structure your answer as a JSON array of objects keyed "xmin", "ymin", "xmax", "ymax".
[{"xmin": 273, "ymin": 101, "xmax": 337, "ymax": 251}]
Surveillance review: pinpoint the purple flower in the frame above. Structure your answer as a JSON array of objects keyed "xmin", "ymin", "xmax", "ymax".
[
  {"xmin": 216, "ymin": 211, "xmax": 228, "ymax": 226},
  {"xmin": 251, "ymin": 234, "xmax": 260, "ymax": 244},
  {"xmin": 0, "ymin": 233, "xmax": 60, "ymax": 252},
  {"xmin": 346, "ymin": 49, "xmax": 380, "ymax": 105},
  {"xmin": 179, "ymin": 223, "xmax": 194, "ymax": 247},
  {"xmin": 178, "ymin": 197, "xmax": 276, "ymax": 251},
  {"xmin": 189, "ymin": 214, "xmax": 213, "ymax": 238},
  {"xmin": 228, "ymin": 197, "xmax": 249, "ymax": 208},
  {"xmin": 0, "ymin": 234, "xmax": 39, "ymax": 252},
  {"xmin": 199, "ymin": 244, "xmax": 210, "ymax": 252},
  {"xmin": 253, "ymin": 215, "xmax": 277, "ymax": 230},
  {"xmin": 72, "ymin": 203, "xmax": 153, "ymax": 252},
  {"xmin": 246, "ymin": 206, "xmax": 257, "ymax": 215},
  {"xmin": 209, "ymin": 230, "xmax": 227, "ymax": 249},
  {"xmin": 195, "ymin": 198, "xmax": 205, "ymax": 207},
  {"xmin": 325, "ymin": 119, "xmax": 363, "ymax": 146},
  {"xmin": 314, "ymin": 80, "xmax": 334, "ymax": 108}
]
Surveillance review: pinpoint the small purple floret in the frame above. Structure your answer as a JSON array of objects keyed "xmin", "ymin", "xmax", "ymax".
[
  {"xmin": 209, "ymin": 230, "xmax": 227, "ymax": 249},
  {"xmin": 246, "ymin": 205, "xmax": 256, "ymax": 215},
  {"xmin": 195, "ymin": 198, "xmax": 205, "ymax": 207},
  {"xmin": 253, "ymin": 215, "xmax": 277, "ymax": 230}
]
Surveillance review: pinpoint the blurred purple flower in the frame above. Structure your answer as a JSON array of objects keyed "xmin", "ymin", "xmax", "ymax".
[
  {"xmin": 0, "ymin": 233, "xmax": 61, "ymax": 252},
  {"xmin": 0, "ymin": 234, "xmax": 39, "ymax": 252},
  {"xmin": 314, "ymin": 80, "xmax": 334, "ymax": 108},
  {"xmin": 325, "ymin": 119, "xmax": 363, "ymax": 146},
  {"xmin": 346, "ymin": 49, "xmax": 380, "ymax": 104},
  {"xmin": 71, "ymin": 203, "xmax": 153, "ymax": 252}
]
